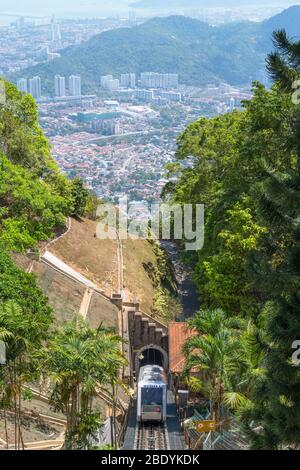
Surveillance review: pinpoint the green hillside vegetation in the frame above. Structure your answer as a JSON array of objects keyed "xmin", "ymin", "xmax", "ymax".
[
  {"xmin": 0, "ymin": 82, "xmax": 84, "ymax": 252},
  {"xmin": 0, "ymin": 81, "xmax": 178, "ymax": 448},
  {"xmin": 166, "ymin": 30, "xmax": 300, "ymax": 448},
  {"xmin": 0, "ymin": 81, "xmax": 125, "ymax": 449},
  {"xmin": 13, "ymin": 7, "xmax": 300, "ymax": 94}
]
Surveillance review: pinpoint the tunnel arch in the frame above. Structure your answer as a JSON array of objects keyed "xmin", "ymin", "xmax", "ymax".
[{"xmin": 135, "ymin": 344, "xmax": 168, "ymax": 375}]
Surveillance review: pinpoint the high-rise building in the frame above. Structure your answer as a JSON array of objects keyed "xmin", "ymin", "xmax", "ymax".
[
  {"xmin": 135, "ymin": 89, "xmax": 154, "ymax": 102},
  {"xmin": 161, "ymin": 91, "xmax": 182, "ymax": 102},
  {"xmin": 101, "ymin": 75, "xmax": 113, "ymax": 89},
  {"xmin": 120, "ymin": 73, "xmax": 136, "ymax": 89},
  {"xmin": 220, "ymin": 83, "xmax": 231, "ymax": 94},
  {"xmin": 128, "ymin": 11, "xmax": 137, "ymax": 26},
  {"xmin": 16, "ymin": 16, "xmax": 25, "ymax": 31},
  {"xmin": 141, "ymin": 72, "xmax": 152, "ymax": 88},
  {"xmin": 51, "ymin": 21, "xmax": 62, "ymax": 49},
  {"xmin": 101, "ymin": 76, "xmax": 119, "ymax": 92},
  {"xmin": 69, "ymin": 75, "xmax": 81, "ymax": 97},
  {"xmin": 106, "ymin": 79, "xmax": 120, "ymax": 92},
  {"xmin": 92, "ymin": 119, "xmax": 120, "ymax": 136},
  {"xmin": 55, "ymin": 75, "xmax": 66, "ymax": 97},
  {"xmin": 29, "ymin": 77, "xmax": 41, "ymax": 100},
  {"xmin": 17, "ymin": 78, "xmax": 28, "ymax": 93},
  {"xmin": 140, "ymin": 72, "xmax": 178, "ymax": 89},
  {"xmin": 166, "ymin": 73, "xmax": 179, "ymax": 88}
]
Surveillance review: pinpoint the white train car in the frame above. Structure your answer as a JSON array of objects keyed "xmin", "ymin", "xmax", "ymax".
[{"xmin": 137, "ymin": 365, "xmax": 167, "ymax": 423}]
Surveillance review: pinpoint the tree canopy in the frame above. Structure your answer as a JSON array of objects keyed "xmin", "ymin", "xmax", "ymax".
[{"xmin": 170, "ymin": 30, "xmax": 300, "ymax": 449}]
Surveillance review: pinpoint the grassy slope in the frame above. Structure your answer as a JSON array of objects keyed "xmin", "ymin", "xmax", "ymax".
[
  {"xmin": 50, "ymin": 218, "xmax": 162, "ymax": 314},
  {"xmin": 50, "ymin": 218, "xmax": 119, "ymax": 295}
]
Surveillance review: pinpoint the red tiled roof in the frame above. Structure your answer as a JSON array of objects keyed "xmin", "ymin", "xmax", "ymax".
[{"xmin": 169, "ymin": 322, "xmax": 196, "ymax": 374}]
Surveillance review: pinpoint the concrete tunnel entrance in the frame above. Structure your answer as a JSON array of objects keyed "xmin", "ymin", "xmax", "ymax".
[
  {"xmin": 140, "ymin": 348, "xmax": 163, "ymax": 367},
  {"xmin": 135, "ymin": 344, "xmax": 168, "ymax": 376}
]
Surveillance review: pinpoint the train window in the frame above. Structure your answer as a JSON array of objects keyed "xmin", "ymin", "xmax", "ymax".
[{"xmin": 141, "ymin": 387, "xmax": 163, "ymax": 405}]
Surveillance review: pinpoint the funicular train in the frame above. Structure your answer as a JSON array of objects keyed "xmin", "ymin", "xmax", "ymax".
[{"xmin": 137, "ymin": 365, "xmax": 167, "ymax": 423}]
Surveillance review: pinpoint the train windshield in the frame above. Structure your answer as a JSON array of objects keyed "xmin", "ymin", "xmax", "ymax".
[{"xmin": 141, "ymin": 387, "xmax": 163, "ymax": 405}]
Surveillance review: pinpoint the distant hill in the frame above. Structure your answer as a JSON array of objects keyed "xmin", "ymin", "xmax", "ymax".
[
  {"xmin": 130, "ymin": 0, "xmax": 296, "ymax": 8},
  {"xmin": 13, "ymin": 6, "xmax": 300, "ymax": 93},
  {"xmin": 263, "ymin": 4, "xmax": 300, "ymax": 36}
]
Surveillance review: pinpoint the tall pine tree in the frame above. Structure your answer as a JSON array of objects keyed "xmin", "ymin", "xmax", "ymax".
[{"xmin": 244, "ymin": 31, "xmax": 300, "ymax": 449}]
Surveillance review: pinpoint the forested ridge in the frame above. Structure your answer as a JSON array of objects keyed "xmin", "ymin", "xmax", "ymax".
[
  {"xmin": 166, "ymin": 30, "xmax": 300, "ymax": 449},
  {"xmin": 15, "ymin": 6, "xmax": 300, "ymax": 93}
]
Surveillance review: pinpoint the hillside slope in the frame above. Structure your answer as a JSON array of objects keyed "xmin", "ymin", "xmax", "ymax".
[
  {"xmin": 49, "ymin": 217, "xmax": 177, "ymax": 318},
  {"xmin": 14, "ymin": 6, "xmax": 300, "ymax": 92},
  {"xmin": 263, "ymin": 4, "xmax": 300, "ymax": 36}
]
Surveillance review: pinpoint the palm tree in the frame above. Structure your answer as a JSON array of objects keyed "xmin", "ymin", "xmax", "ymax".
[
  {"xmin": 0, "ymin": 322, "xmax": 13, "ymax": 449},
  {"xmin": 43, "ymin": 317, "xmax": 126, "ymax": 450},
  {"xmin": 222, "ymin": 320, "xmax": 265, "ymax": 412},
  {"xmin": 183, "ymin": 308, "xmax": 242, "ymax": 421},
  {"xmin": 0, "ymin": 300, "xmax": 50, "ymax": 449}
]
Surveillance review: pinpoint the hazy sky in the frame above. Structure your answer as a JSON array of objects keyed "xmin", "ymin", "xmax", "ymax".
[
  {"xmin": 0, "ymin": 1, "xmax": 130, "ymax": 16},
  {"xmin": 0, "ymin": 0, "xmax": 298, "ymax": 17}
]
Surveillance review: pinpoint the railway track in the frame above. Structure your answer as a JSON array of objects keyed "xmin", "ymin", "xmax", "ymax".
[{"xmin": 135, "ymin": 423, "xmax": 169, "ymax": 450}]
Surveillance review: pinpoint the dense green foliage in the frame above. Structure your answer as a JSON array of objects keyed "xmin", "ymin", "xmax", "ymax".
[
  {"xmin": 0, "ymin": 155, "xmax": 71, "ymax": 251},
  {"xmin": 0, "ymin": 254, "xmax": 53, "ymax": 450},
  {"xmin": 0, "ymin": 80, "xmax": 71, "ymax": 329},
  {"xmin": 0, "ymin": 80, "xmax": 120, "ymax": 449},
  {"xmin": 242, "ymin": 30, "xmax": 300, "ymax": 450},
  {"xmin": 0, "ymin": 81, "xmax": 70, "ymax": 436},
  {"xmin": 42, "ymin": 317, "xmax": 126, "ymax": 450},
  {"xmin": 14, "ymin": 8, "xmax": 300, "ymax": 93},
  {"xmin": 171, "ymin": 31, "xmax": 300, "ymax": 448},
  {"xmin": 0, "ymin": 81, "xmax": 72, "ymax": 251},
  {"xmin": 0, "ymin": 80, "xmax": 96, "ymax": 252},
  {"xmin": 141, "ymin": 238, "xmax": 181, "ymax": 321},
  {"xmin": 184, "ymin": 309, "xmax": 243, "ymax": 418},
  {"xmin": 0, "ymin": 251, "xmax": 52, "ymax": 319},
  {"xmin": 70, "ymin": 177, "xmax": 89, "ymax": 218},
  {"xmin": 0, "ymin": 300, "xmax": 52, "ymax": 449}
]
